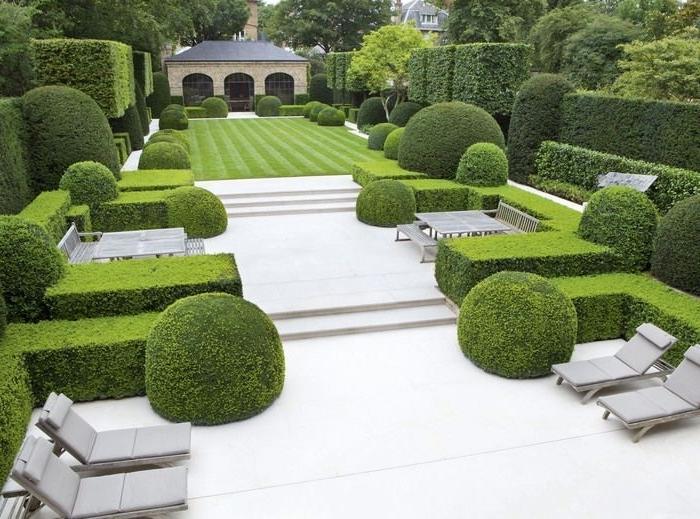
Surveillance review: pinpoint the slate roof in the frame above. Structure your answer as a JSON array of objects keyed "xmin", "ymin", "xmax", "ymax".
[
  {"xmin": 165, "ymin": 41, "xmax": 307, "ymax": 63},
  {"xmin": 400, "ymin": 0, "xmax": 448, "ymax": 32}
]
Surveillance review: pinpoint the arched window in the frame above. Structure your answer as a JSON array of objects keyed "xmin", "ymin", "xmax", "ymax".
[
  {"xmin": 182, "ymin": 73, "xmax": 213, "ymax": 106},
  {"xmin": 225, "ymin": 73, "xmax": 255, "ymax": 112},
  {"xmin": 265, "ymin": 73, "xmax": 294, "ymax": 105}
]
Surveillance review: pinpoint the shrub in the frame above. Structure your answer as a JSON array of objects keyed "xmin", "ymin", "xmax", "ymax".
[
  {"xmin": 113, "ymin": 132, "xmax": 132, "ymax": 154},
  {"xmin": 317, "ymin": 108, "xmax": 345, "ymax": 126},
  {"xmin": 22, "ymin": 86, "xmax": 120, "ymax": 192},
  {"xmin": 159, "ymin": 107, "xmax": 188, "ymax": 130},
  {"xmin": 118, "ymin": 170, "xmax": 194, "ymax": 192},
  {"xmin": 309, "ymin": 103, "xmax": 330, "ymax": 122},
  {"xmin": 368, "ymin": 123, "xmax": 398, "ymax": 151},
  {"xmin": 17, "ymin": 191, "xmax": 71, "ymax": 244},
  {"xmin": 398, "ymin": 102, "xmax": 505, "ymax": 179},
  {"xmin": 383, "ymin": 128, "xmax": 405, "ymax": 160},
  {"xmin": 256, "ymin": 96, "xmax": 282, "ymax": 117},
  {"xmin": 352, "ymin": 161, "xmax": 427, "ymax": 187},
  {"xmin": 303, "ymin": 101, "xmax": 322, "ymax": 118},
  {"xmin": 110, "ymin": 104, "xmax": 145, "ymax": 150},
  {"xmin": 456, "ymin": 143, "xmax": 508, "ymax": 187},
  {"xmin": 408, "ymin": 48, "xmax": 430, "ymax": 104},
  {"xmin": 356, "ymin": 180, "xmax": 416, "ymax": 227},
  {"xmin": 280, "ymin": 105, "xmax": 305, "ymax": 116},
  {"xmin": 148, "ymin": 72, "xmax": 171, "ymax": 118},
  {"xmin": 651, "ymin": 194, "xmax": 700, "ymax": 296},
  {"xmin": 146, "ymin": 293, "xmax": 284, "ymax": 425},
  {"xmin": 357, "ymin": 97, "xmax": 387, "ymax": 129},
  {"xmin": 165, "ymin": 187, "xmax": 227, "ymax": 238},
  {"xmin": 578, "ymin": 187, "xmax": 658, "ymax": 271},
  {"xmin": 185, "ymin": 107, "xmax": 207, "ymax": 119},
  {"xmin": 133, "ymin": 51, "xmax": 153, "ymax": 96},
  {"xmin": 528, "ymin": 176, "xmax": 593, "ymax": 205},
  {"xmin": 0, "ymin": 355, "xmax": 32, "ymax": 483},
  {"xmin": 201, "ymin": 97, "xmax": 228, "ymax": 118},
  {"xmin": 294, "ymin": 93, "xmax": 310, "ymax": 105},
  {"xmin": 348, "ymin": 108, "xmax": 359, "ymax": 123},
  {"xmin": 0, "ymin": 98, "xmax": 31, "ymax": 214},
  {"xmin": 0, "ymin": 217, "xmax": 65, "ymax": 321},
  {"xmin": 458, "ymin": 272, "xmax": 577, "ymax": 378},
  {"xmin": 388, "ymin": 102, "xmax": 423, "ymax": 127},
  {"xmin": 507, "ymin": 74, "xmax": 575, "ymax": 184},
  {"xmin": 134, "ymin": 82, "xmax": 150, "ymax": 135},
  {"xmin": 138, "ymin": 142, "xmax": 191, "ymax": 170},
  {"xmin": 149, "ymin": 129, "xmax": 189, "ymax": 152},
  {"xmin": 59, "ymin": 161, "xmax": 118, "ymax": 208},
  {"xmin": 400, "ymin": 179, "xmax": 471, "ymax": 212},
  {"xmin": 424, "ymin": 46, "xmax": 456, "ymax": 104},
  {"xmin": 92, "ymin": 191, "xmax": 169, "ymax": 232},
  {"xmin": 115, "ymin": 138, "xmax": 127, "ymax": 164},
  {"xmin": 65, "ymin": 205, "xmax": 91, "ymax": 233},
  {"xmin": 309, "ymin": 73, "xmax": 334, "ymax": 104},
  {"xmin": 144, "ymin": 135, "xmax": 187, "ymax": 153}
]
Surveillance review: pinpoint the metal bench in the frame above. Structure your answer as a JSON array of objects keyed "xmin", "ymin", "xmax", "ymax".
[
  {"xmin": 185, "ymin": 238, "xmax": 205, "ymax": 256},
  {"xmin": 395, "ymin": 222, "xmax": 438, "ymax": 263},
  {"xmin": 57, "ymin": 223, "xmax": 102, "ymax": 264},
  {"xmin": 485, "ymin": 201, "xmax": 540, "ymax": 233}
]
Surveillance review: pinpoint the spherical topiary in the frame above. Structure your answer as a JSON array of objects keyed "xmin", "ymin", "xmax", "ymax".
[
  {"xmin": 357, "ymin": 97, "xmax": 387, "ymax": 129},
  {"xmin": 398, "ymin": 102, "xmax": 505, "ymax": 179},
  {"xmin": 256, "ymin": 96, "xmax": 282, "ymax": 117},
  {"xmin": 309, "ymin": 103, "xmax": 330, "ymax": 122},
  {"xmin": 147, "ymin": 72, "xmax": 171, "ymax": 118},
  {"xmin": 59, "ymin": 161, "xmax": 118, "ymax": 208},
  {"xmin": 388, "ymin": 101, "xmax": 423, "ymax": 127},
  {"xmin": 0, "ymin": 217, "xmax": 65, "ymax": 321},
  {"xmin": 164, "ymin": 187, "xmax": 228, "ymax": 238},
  {"xmin": 110, "ymin": 104, "xmax": 145, "ymax": 150},
  {"xmin": 356, "ymin": 180, "xmax": 416, "ymax": 227},
  {"xmin": 651, "ymin": 194, "xmax": 700, "ymax": 295},
  {"xmin": 309, "ymin": 73, "xmax": 334, "ymax": 104},
  {"xmin": 150, "ymin": 129, "xmax": 190, "ymax": 152},
  {"xmin": 201, "ymin": 97, "xmax": 228, "ymax": 118},
  {"xmin": 458, "ymin": 272, "xmax": 578, "ymax": 379},
  {"xmin": 456, "ymin": 143, "xmax": 508, "ymax": 187},
  {"xmin": 159, "ymin": 106, "xmax": 188, "ymax": 130},
  {"xmin": 317, "ymin": 107, "xmax": 346, "ymax": 127},
  {"xmin": 368, "ymin": 123, "xmax": 399, "ymax": 151},
  {"xmin": 144, "ymin": 135, "xmax": 187, "ymax": 154},
  {"xmin": 138, "ymin": 142, "xmax": 191, "ymax": 170},
  {"xmin": 384, "ymin": 128, "xmax": 405, "ymax": 160},
  {"xmin": 146, "ymin": 293, "xmax": 285, "ymax": 425},
  {"xmin": 578, "ymin": 186, "xmax": 658, "ymax": 271},
  {"xmin": 303, "ymin": 101, "xmax": 322, "ymax": 118},
  {"xmin": 21, "ymin": 86, "xmax": 120, "ymax": 191}
]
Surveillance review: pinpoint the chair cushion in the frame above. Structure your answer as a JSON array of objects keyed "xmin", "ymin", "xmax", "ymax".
[
  {"xmin": 600, "ymin": 386, "xmax": 696, "ymax": 424},
  {"xmin": 72, "ymin": 474, "xmax": 124, "ymax": 519},
  {"xmin": 120, "ymin": 466, "xmax": 187, "ymax": 512},
  {"xmin": 133, "ymin": 422, "xmax": 191, "ymax": 459},
  {"xmin": 43, "ymin": 393, "xmax": 73, "ymax": 429},
  {"xmin": 53, "ymin": 412, "xmax": 97, "ymax": 464},
  {"xmin": 636, "ymin": 323, "xmax": 676, "ymax": 349},
  {"xmin": 22, "ymin": 437, "xmax": 52, "ymax": 483},
  {"xmin": 552, "ymin": 357, "xmax": 637, "ymax": 386},
  {"xmin": 665, "ymin": 346, "xmax": 700, "ymax": 407},
  {"xmin": 89, "ymin": 429, "xmax": 136, "ymax": 464},
  {"xmin": 615, "ymin": 334, "xmax": 666, "ymax": 374}
]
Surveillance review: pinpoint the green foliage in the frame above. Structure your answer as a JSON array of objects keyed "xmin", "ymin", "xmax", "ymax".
[
  {"xmin": 18, "ymin": 191, "xmax": 71, "ymax": 244},
  {"xmin": 110, "ymin": 104, "xmax": 145, "ymax": 150},
  {"xmin": 356, "ymin": 180, "xmax": 416, "ymax": 227},
  {"xmin": 145, "ymin": 135, "xmax": 186, "ymax": 153},
  {"xmin": 59, "ymin": 161, "xmax": 118, "ymax": 209},
  {"xmin": 368, "ymin": 123, "xmax": 398, "ymax": 150},
  {"xmin": 309, "ymin": 103, "xmax": 330, "ymax": 122},
  {"xmin": 407, "ymin": 48, "xmax": 430, "ymax": 104},
  {"xmin": 317, "ymin": 108, "xmax": 346, "ymax": 126},
  {"xmin": 388, "ymin": 102, "xmax": 423, "ymax": 127},
  {"xmin": 383, "ymin": 128, "xmax": 405, "ymax": 160},
  {"xmin": 294, "ymin": 93, "xmax": 310, "ymax": 105},
  {"xmin": 0, "ymin": 355, "xmax": 32, "ymax": 483},
  {"xmin": 115, "ymin": 138, "xmax": 127, "ymax": 165},
  {"xmin": 399, "ymin": 102, "xmax": 505, "ymax": 179},
  {"xmin": 309, "ymin": 73, "xmax": 334, "ymax": 104},
  {"xmin": 448, "ymin": 0, "xmax": 547, "ymax": 44},
  {"xmin": 0, "ymin": 3, "xmax": 35, "ymax": 97},
  {"xmin": 45, "ymin": 254, "xmax": 242, "ymax": 320},
  {"xmin": 456, "ymin": 143, "xmax": 508, "ymax": 186},
  {"xmin": 0, "ymin": 217, "xmax": 65, "ymax": 322},
  {"xmin": 65, "ymin": 205, "xmax": 92, "ymax": 233},
  {"xmin": 146, "ymin": 293, "xmax": 284, "ymax": 425},
  {"xmin": 279, "ymin": 105, "xmax": 305, "ymax": 116},
  {"xmin": 118, "ymin": 170, "xmax": 194, "ymax": 192},
  {"xmin": 32, "ymin": 39, "xmax": 133, "ymax": 118},
  {"xmin": 400, "ymin": 179, "xmax": 472, "ymax": 212},
  {"xmin": 92, "ymin": 191, "xmax": 169, "ymax": 232},
  {"xmin": 357, "ymin": 97, "xmax": 387, "ymax": 129},
  {"xmin": 651, "ymin": 194, "xmax": 700, "ymax": 296},
  {"xmin": 348, "ymin": 108, "xmax": 359, "ymax": 123},
  {"xmin": 303, "ymin": 101, "xmax": 322, "ymax": 118},
  {"xmin": 148, "ymin": 72, "xmax": 171, "ymax": 118},
  {"xmin": 139, "ymin": 142, "xmax": 191, "ymax": 170},
  {"xmin": 185, "ymin": 107, "xmax": 207, "ymax": 119},
  {"xmin": 458, "ymin": 272, "xmax": 577, "ymax": 378},
  {"xmin": 528, "ymin": 176, "xmax": 593, "ymax": 204},
  {"xmin": 256, "ymin": 96, "xmax": 282, "ymax": 117},
  {"xmin": 202, "ymin": 96, "xmax": 229, "ymax": 118},
  {"xmin": 113, "ymin": 132, "xmax": 132, "ymax": 154},
  {"xmin": 165, "ymin": 187, "xmax": 227, "ymax": 238},
  {"xmin": 133, "ymin": 51, "xmax": 153, "ymax": 96},
  {"xmin": 0, "ymin": 98, "xmax": 31, "ymax": 213},
  {"xmin": 507, "ymin": 74, "xmax": 575, "ymax": 183},
  {"xmin": 22, "ymin": 86, "xmax": 120, "ymax": 192},
  {"xmin": 351, "ymin": 160, "xmax": 427, "ymax": 187},
  {"xmin": 424, "ymin": 46, "xmax": 455, "ymax": 104},
  {"xmin": 134, "ymin": 83, "xmax": 150, "ymax": 135},
  {"xmin": 148, "ymin": 129, "xmax": 190, "ymax": 152},
  {"xmin": 159, "ymin": 105, "xmax": 189, "ymax": 130}
]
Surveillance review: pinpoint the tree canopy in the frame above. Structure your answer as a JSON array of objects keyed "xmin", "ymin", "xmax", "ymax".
[
  {"xmin": 448, "ymin": 0, "xmax": 547, "ymax": 43},
  {"xmin": 0, "ymin": 2, "xmax": 36, "ymax": 97}
]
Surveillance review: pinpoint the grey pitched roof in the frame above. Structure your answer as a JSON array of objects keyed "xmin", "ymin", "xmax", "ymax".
[
  {"xmin": 401, "ymin": 0, "xmax": 449, "ymax": 31},
  {"xmin": 165, "ymin": 41, "xmax": 308, "ymax": 63}
]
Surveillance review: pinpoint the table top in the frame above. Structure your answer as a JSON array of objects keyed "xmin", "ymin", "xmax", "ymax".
[
  {"xmin": 93, "ymin": 228, "xmax": 186, "ymax": 260},
  {"xmin": 416, "ymin": 211, "xmax": 511, "ymax": 235}
]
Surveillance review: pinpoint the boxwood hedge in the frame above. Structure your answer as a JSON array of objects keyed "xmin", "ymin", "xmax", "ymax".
[
  {"xmin": 352, "ymin": 161, "xmax": 427, "ymax": 187},
  {"xmin": 117, "ymin": 170, "xmax": 194, "ymax": 192},
  {"xmin": 18, "ymin": 190, "xmax": 71, "ymax": 243},
  {"xmin": 280, "ymin": 105, "xmax": 306, "ymax": 117},
  {"xmin": 356, "ymin": 180, "xmax": 416, "ymax": 227},
  {"xmin": 368, "ymin": 123, "xmax": 398, "ymax": 150},
  {"xmin": 133, "ymin": 51, "xmax": 153, "ymax": 96},
  {"xmin": 388, "ymin": 102, "xmax": 423, "ymax": 127},
  {"xmin": 357, "ymin": 97, "xmax": 387, "ymax": 129},
  {"xmin": 0, "ymin": 354, "xmax": 32, "ymax": 482},
  {"xmin": 399, "ymin": 179, "xmax": 471, "ymax": 212},
  {"xmin": 110, "ymin": 104, "xmax": 145, "ymax": 150},
  {"xmin": 256, "ymin": 96, "xmax": 282, "ymax": 117},
  {"xmin": 383, "ymin": 128, "xmax": 405, "ymax": 160},
  {"xmin": 92, "ymin": 191, "xmax": 169, "ymax": 232},
  {"xmin": 59, "ymin": 161, "xmax": 119, "ymax": 209},
  {"xmin": 426, "ymin": 46, "xmax": 456, "ymax": 105},
  {"xmin": 317, "ymin": 107, "xmax": 345, "ymax": 126},
  {"xmin": 139, "ymin": 142, "xmax": 191, "ymax": 170},
  {"xmin": 0, "ymin": 98, "xmax": 31, "ymax": 214},
  {"xmin": 202, "ymin": 97, "xmax": 228, "ymax": 118},
  {"xmin": 165, "ymin": 187, "xmax": 228, "ymax": 238}
]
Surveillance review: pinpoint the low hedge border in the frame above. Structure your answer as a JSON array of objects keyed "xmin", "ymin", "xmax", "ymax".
[
  {"xmin": 92, "ymin": 191, "xmax": 169, "ymax": 232},
  {"xmin": 118, "ymin": 170, "xmax": 195, "ymax": 192},
  {"xmin": 113, "ymin": 132, "xmax": 132, "ymax": 154},
  {"xmin": 400, "ymin": 180, "xmax": 471, "ymax": 212},
  {"xmin": 348, "ymin": 108, "xmax": 359, "ymax": 123},
  {"xmin": 18, "ymin": 191, "xmax": 72, "ymax": 244},
  {"xmin": 279, "ymin": 105, "xmax": 305, "ymax": 116},
  {"xmin": 65, "ymin": 205, "xmax": 92, "ymax": 233},
  {"xmin": 185, "ymin": 107, "xmax": 208, "ymax": 119},
  {"xmin": 352, "ymin": 161, "xmax": 427, "ymax": 187}
]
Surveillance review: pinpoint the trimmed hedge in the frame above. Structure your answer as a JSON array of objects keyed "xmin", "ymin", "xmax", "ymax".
[
  {"xmin": 146, "ymin": 294, "xmax": 284, "ymax": 425},
  {"xmin": 356, "ymin": 180, "xmax": 416, "ymax": 227},
  {"xmin": 0, "ymin": 98, "xmax": 31, "ymax": 214},
  {"xmin": 456, "ymin": 143, "xmax": 508, "ymax": 187},
  {"xmin": 159, "ymin": 106, "xmax": 189, "ymax": 130},
  {"xmin": 388, "ymin": 102, "xmax": 423, "ymax": 127},
  {"xmin": 529, "ymin": 176, "xmax": 592, "ymax": 205},
  {"xmin": 148, "ymin": 72, "xmax": 171, "ymax": 118},
  {"xmin": 458, "ymin": 272, "xmax": 577, "ymax": 378},
  {"xmin": 18, "ymin": 190, "xmax": 71, "ymax": 244},
  {"xmin": 309, "ymin": 103, "xmax": 330, "ymax": 122},
  {"xmin": 256, "ymin": 96, "xmax": 282, "ymax": 117},
  {"xmin": 425, "ymin": 46, "xmax": 456, "ymax": 104},
  {"xmin": 33, "ymin": 39, "xmax": 133, "ymax": 118},
  {"xmin": 185, "ymin": 107, "xmax": 207, "ymax": 119},
  {"xmin": 147, "ymin": 129, "xmax": 190, "ymax": 152},
  {"xmin": 133, "ymin": 51, "xmax": 153, "ymax": 96},
  {"xmin": 368, "ymin": 123, "xmax": 398, "ymax": 151},
  {"xmin": 59, "ymin": 161, "xmax": 118, "ymax": 208},
  {"xmin": 110, "ymin": 104, "xmax": 145, "ymax": 150},
  {"xmin": 113, "ymin": 132, "xmax": 132, "ymax": 154},
  {"xmin": 357, "ymin": 97, "xmax": 387, "ymax": 129},
  {"xmin": 115, "ymin": 138, "xmax": 127, "ymax": 165},
  {"xmin": 45, "ymin": 254, "xmax": 242, "ymax": 320},
  {"xmin": 92, "ymin": 191, "xmax": 169, "ymax": 232},
  {"xmin": 294, "ymin": 93, "xmax": 310, "ymax": 105},
  {"xmin": 348, "ymin": 108, "xmax": 359, "ymax": 124},
  {"xmin": 309, "ymin": 73, "xmax": 334, "ymax": 104},
  {"xmin": 383, "ymin": 128, "xmax": 405, "ymax": 160},
  {"xmin": 352, "ymin": 160, "xmax": 427, "ymax": 187},
  {"xmin": 65, "ymin": 204, "xmax": 91, "ymax": 233},
  {"xmin": 303, "ymin": 101, "xmax": 322, "ymax": 118},
  {"xmin": 317, "ymin": 107, "xmax": 345, "ymax": 126},
  {"xmin": 400, "ymin": 179, "xmax": 471, "ymax": 212},
  {"xmin": 0, "ymin": 355, "xmax": 32, "ymax": 482},
  {"xmin": 408, "ymin": 48, "xmax": 430, "ymax": 104},
  {"xmin": 118, "ymin": 170, "xmax": 194, "ymax": 192},
  {"xmin": 165, "ymin": 187, "xmax": 227, "ymax": 238},
  {"xmin": 202, "ymin": 97, "xmax": 228, "ymax": 118},
  {"xmin": 134, "ymin": 82, "xmax": 150, "ymax": 135},
  {"xmin": 280, "ymin": 105, "xmax": 305, "ymax": 116},
  {"xmin": 138, "ymin": 142, "xmax": 191, "ymax": 170}
]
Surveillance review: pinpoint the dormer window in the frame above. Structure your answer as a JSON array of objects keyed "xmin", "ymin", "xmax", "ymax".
[{"xmin": 421, "ymin": 14, "xmax": 438, "ymax": 25}]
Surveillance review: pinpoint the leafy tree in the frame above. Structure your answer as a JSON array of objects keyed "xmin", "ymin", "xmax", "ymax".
[
  {"xmin": 179, "ymin": 0, "xmax": 250, "ymax": 45},
  {"xmin": 448, "ymin": 0, "xmax": 547, "ymax": 43},
  {"xmin": 294, "ymin": 48, "xmax": 325, "ymax": 75},
  {"xmin": 0, "ymin": 2, "xmax": 35, "ymax": 96},
  {"xmin": 614, "ymin": 0, "xmax": 677, "ymax": 24}
]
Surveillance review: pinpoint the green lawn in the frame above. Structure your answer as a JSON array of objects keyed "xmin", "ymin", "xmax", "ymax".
[{"xmin": 188, "ymin": 118, "xmax": 383, "ymax": 180}]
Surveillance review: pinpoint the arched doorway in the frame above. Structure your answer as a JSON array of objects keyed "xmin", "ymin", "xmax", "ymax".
[
  {"xmin": 182, "ymin": 73, "xmax": 213, "ymax": 106},
  {"xmin": 265, "ymin": 73, "xmax": 294, "ymax": 105},
  {"xmin": 225, "ymin": 73, "xmax": 254, "ymax": 112}
]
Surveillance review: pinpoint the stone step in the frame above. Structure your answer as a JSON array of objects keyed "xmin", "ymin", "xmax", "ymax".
[
  {"xmin": 218, "ymin": 187, "xmax": 360, "ymax": 200},
  {"xmin": 223, "ymin": 193, "xmax": 357, "ymax": 209},
  {"xmin": 227, "ymin": 202, "xmax": 356, "ymax": 218}
]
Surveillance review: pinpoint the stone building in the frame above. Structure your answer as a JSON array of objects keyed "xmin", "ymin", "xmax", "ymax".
[{"xmin": 395, "ymin": 0, "xmax": 449, "ymax": 36}]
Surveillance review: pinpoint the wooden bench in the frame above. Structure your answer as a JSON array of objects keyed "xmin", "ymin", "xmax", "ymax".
[
  {"xmin": 395, "ymin": 222, "xmax": 438, "ymax": 263},
  {"xmin": 57, "ymin": 223, "xmax": 102, "ymax": 264},
  {"xmin": 485, "ymin": 202, "xmax": 540, "ymax": 234},
  {"xmin": 185, "ymin": 238, "xmax": 205, "ymax": 256}
]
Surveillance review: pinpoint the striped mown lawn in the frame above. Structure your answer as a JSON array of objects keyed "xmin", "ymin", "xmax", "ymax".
[{"xmin": 188, "ymin": 118, "xmax": 384, "ymax": 180}]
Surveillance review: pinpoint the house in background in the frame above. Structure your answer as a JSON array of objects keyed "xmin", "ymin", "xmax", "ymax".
[{"xmin": 395, "ymin": 0, "xmax": 449, "ymax": 37}]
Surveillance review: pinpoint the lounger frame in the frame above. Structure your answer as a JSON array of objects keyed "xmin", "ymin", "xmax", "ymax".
[{"xmin": 597, "ymin": 401, "xmax": 700, "ymax": 443}]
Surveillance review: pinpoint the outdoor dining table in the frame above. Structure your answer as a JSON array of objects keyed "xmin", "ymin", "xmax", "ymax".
[
  {"xmin": 415, "ymin": 211, "xmax": 511, "ymax": 238},
  {"xmin": 92, "ymin": 227, "xmax": 187, "ymax": 261}
]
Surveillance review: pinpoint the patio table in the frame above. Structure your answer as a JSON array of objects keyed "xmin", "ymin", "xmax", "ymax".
[
  {"xmin": 93, "ymin": 228, "xmax": 187, "ymax": 260},
  {"xmin": 415, "ymin": 211, "xmax": 511, "ymax": 238}
]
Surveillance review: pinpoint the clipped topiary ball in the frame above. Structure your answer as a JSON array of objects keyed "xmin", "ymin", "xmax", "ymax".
[
  {"xmin": 458, "ymin": 272, "xmax": 578, "ymax": 378},
  {"xmin": 356, "ymin": 179, "xmax": 416, "ymax": 227},
  {"xmin": 159, "ymin": 106, "xmax": 188, "ymax": 130},
  {"xmin": 0, "ymin": 217, "xmax": 65, "ymax": 321},
  {"xmin": 399, "ymin": 102, "xmax": 505, "ymax": 179},
  {"xmin": 201, "ymin": 97, "xmax": 228, "ymax": 118},
  {"xmin": 165, "ymin": 187, "xmax": 228, "ymax": 238},
  {"xmin": 309, "ymin": 103, "xmax": 330, "ymax": 122},
  {"xmin": 309, "ymin": 73, "xmax": 334, "ymax": 104},
  {"xmin": 256, "ymin": 96, "xmax": 282, "ymax": 117},
  {"xmin": 368, "ymin": 123, "xmax": 399, "ymax": 151},
  {"xmin": 138, "ymin": 142, "xmax": 191, "ymax": 170},
  {"xmin": 388, "ymin": 101, "xmax": 423, "ymax": 127},
  {"xmin": 384, "ymin": 128, "xmax": 405, "ymax": 160},
  {"xmin": 357, "ymin": 97, "xmax": 387, "ymax": 129},
  {"xmin": 59, "ymin": 161, "xmax": 118, "ymax": 208},
  {"xmin": 578, "ymin": 186, "xmax": 658, "ymax": 271},
  {"xmin": 651, "ymin": 194, "xmax": 700, "ymax": 295},
  {"xmin": 317, "ymin": 107, "xmax": 345, "ymax": 127},
  {"xmin": 456, "ymin": 143, "xmax": 508, "ymax": 187},
  {"xmin": 150, "ymin": 129, "xmax": 190, "ymax": 152},
  {"xmin": 146, "ymin": 293, "xmax": 285, "ymax": 425},
  {"xmin": 144, "ymin": 135, "xmax": 187, "ymax": 153},
  {"xmin": 303, "ymin": 101, "xmax": 322, "ymax": 118}
]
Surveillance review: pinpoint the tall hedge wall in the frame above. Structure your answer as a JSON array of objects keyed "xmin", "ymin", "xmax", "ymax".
[
  {"xmin": 426, "ymin": 46, "xmax": 455, "ymax": 105},
  {"xmin": 329, "ymin": 52, "xmax": 356, "ymax": 104},
  {"xmin": 0, "ymin": 99, "xmax": 31, "ymax": 214},
  {"xmin": 133, "ymin": 51, "xmax": 154, "ymax": 96},
  {"xmin": 408, "ymin": 49, "xmax": 430, "ymax": 104},
  {"xmin": 33, "ymin": 39, "xmax": 134, "ymax": 119}
]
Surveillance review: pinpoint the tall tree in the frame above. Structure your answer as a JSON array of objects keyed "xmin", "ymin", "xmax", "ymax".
[
  {"xmin": 448, "ymin": 0, "xmax": 547, "ymax": 43},
  {"xmin": 179, "ymin": 0, "xmax": 250, "ymax": 45}
]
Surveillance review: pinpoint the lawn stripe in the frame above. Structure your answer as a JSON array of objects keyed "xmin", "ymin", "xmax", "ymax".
[
  {"xmin": 233, "ymin": 121, "xmax": 289, "ymax": 177},
  {"xmin": 202, "ymin": 120, "xmax": 254, "ymax": 179},
  {"xmin": 281, "ymin": 120, "xmax": 377, "ymax": 164}
]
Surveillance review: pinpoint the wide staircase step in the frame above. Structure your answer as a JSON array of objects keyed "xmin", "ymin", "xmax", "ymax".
[{"xmin": 219, "ymin": 188, "xmax": 360, "ymax": 218}]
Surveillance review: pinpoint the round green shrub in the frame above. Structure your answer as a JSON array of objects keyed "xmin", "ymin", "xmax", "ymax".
[
  {"xmin": 578, "ymin": 187, "xmax": 658, "ymax": 271},
  {"xmin": 458, "ymin": 272, "xmax": 578, "ymax": 379},
  {"xmin": 357, "ymin": 97, "xmax": 387, "ymax": 129},
  {"xmin": 201, "ymin": 97, "xmax": 228, "ymax": 118},
  {"xmin": 59, "ymin": 161, "xmax": 118, "ymax": 208},
  {"xmin": 356, "ymin": 180, "xmax": 416, "ymax": 228},
  {"xmin": 256, "ymin": 96, "xmax": 282, "ymax": 117},
  {"xmin": 383, "ymin": 128, "xmax": 405, "ymax": 160},
  {"xmin": 147, "ymin": 72, "xmax": 171, "ymax": 118},
  {"xmin": 159, "ymin": 107, "xmax": 188, "ymax": 130},
  {"xmin": 309, "ymin": 73, "xmax": 334, "ymax": 104},
  {"xmin": 651, "ymin": 194, "xmax": 700, "ymax": 295},
  {"xmin": 110, "ymin": 104, "xmax": 145, "ymax": 150},
  {"xmin": 317, "ymin": 107, "xmax": 345, "ymax": 126},
  {"xmin": 398, "ymin": 102, "xmax": 505, "ymax": 179},
  {"xmin": 146, "ymin": 293, "xmax": 285, "ymax": 425},
  {"xmin": 456, "ymin": 143, "xmax": 508, "ymax": 187},
  {"xmin": 134, "ymin": 82, "xmax": 150, "ymax": 134},
  {"xmin": 144, "ymin": 135, "xmax": 187, "ymax": 153},
  {"xmin": 507, "ymin": 74, "xmax": 575, "ymax": 184},
  {"xmin": 165, "ymin": 187, "xmax": 227, "ymax": 238},
  {"xmin": 138, "ymin": 142, "xmax": 191, "ymax": 170},
  {"xmin": 22, "ymin": 86, "xmax": 120, "ymax": 191},
  {"xmin": 388, "ymin": 101, "xmax": 423, "ymax": 127},
  {"xmin": 0, "ymin": 217, "xmax": 65, "ymax": 322},
  {"xmin": 368, "ymin": 123, "xmax": 399, "ymax": 151},
  {"xmin": 303, "ymin": 101, "xmax": 322, "ymax": 118},
  {"xmin": 150, "ymin": 129, "xmax": 189, "ymax": 152},
  {"xmin": 309, "ymin": 103, "xmax": 330, "ymax": 122}
]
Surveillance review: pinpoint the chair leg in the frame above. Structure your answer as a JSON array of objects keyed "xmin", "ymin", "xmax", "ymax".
[
  {"xmin": 556, "ymin": 376, "xmax": 563, "ymax": 386},
  {"xmin": 581, "ymin": 387, "xmax": 602, "ymax": 404},
  {"xmin": 632, "ymin": 425, "xmax": 654, "ymax": 443},
  {"xmin": 602, "ymin": 410, "xmax": 610, "ymax": 420}
]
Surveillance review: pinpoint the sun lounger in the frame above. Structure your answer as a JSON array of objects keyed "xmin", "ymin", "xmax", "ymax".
[{"xmin": 552, "ymin": 323, "xmax": 677, "ymax": 403}]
